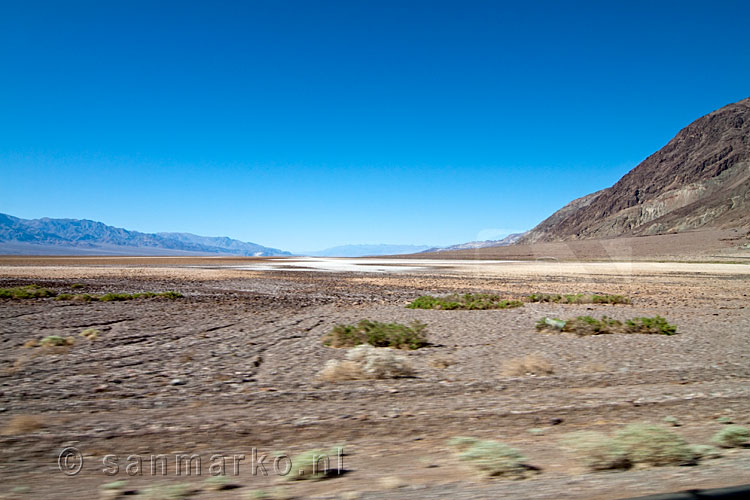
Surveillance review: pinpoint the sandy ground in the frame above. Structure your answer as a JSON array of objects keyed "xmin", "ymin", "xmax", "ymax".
[{"xmin": 0, "ymin": 257, "xmax": 749, "ymax": 499}]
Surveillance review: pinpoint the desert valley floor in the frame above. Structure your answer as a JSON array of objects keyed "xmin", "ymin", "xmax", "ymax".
[{"xmin": 0, "ymin": 256, "xmax": 749, "ymax": 499}]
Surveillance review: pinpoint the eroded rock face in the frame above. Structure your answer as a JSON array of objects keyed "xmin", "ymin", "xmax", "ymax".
[{"xmin": 521, "ymin": 97, "xmax": 750, "ymax": 243}]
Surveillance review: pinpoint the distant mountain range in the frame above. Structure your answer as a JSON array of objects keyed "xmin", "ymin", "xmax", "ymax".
[
  {"xmin": 301, "ymin": 244, "xmax": 433, "ymax": 257},
  {"xmin": 0, "ymin": 213, "xmax": 291, "ymax": 256},
  {"xmin": 420, "ymin": 233, "xmax": 525, "ymax": 253},
  {"xmin": 520, "ymin": 97, "xmax": 750, "ymax": 243}
]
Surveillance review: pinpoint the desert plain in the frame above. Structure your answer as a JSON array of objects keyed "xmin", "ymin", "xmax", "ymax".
[{"xmin": 0, "ymin": 252, "xmax": 749, "ymax": 499}]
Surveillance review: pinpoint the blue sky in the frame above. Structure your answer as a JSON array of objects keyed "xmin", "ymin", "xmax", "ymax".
[{"xmin": 1, "ymin": 0, "xmax": 749, "ymax": 252}]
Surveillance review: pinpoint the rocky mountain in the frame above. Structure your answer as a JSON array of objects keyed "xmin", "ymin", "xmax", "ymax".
[
  {"xmin": 0, "ymin": 213, "xmax": 290, "ymax": 256},
  {"xmin": 421, "ymin": 233, "xmax": 525, "ymax": 253},
  {"xmin": 521, "ymin": 97, "xmax": 750, "ymax": 243},
  {"xmin": 302, "ymin": 244, "xmax": 433, "ymax": 257}
]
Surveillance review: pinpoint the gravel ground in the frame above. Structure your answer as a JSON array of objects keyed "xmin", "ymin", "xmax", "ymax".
[{"xmin": 0, "ymin": 257, "xmax": 748, "ymax": 499}]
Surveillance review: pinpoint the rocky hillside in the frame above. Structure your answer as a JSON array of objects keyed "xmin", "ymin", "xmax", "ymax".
[
  {"xmin": 521, "ymin": 97, "xmax": 750, "ymax": 243},
  {"xmin": 0, "ymin": 213, "xmax": 290, "ymax": 256}
]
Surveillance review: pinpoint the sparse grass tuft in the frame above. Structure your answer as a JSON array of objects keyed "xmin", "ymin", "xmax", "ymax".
[
  {"xmin": 712, "ymin": 425, "xmax": 750, "ymax": 448},
  {"xmin": 449, "ymin": 437, "xmax": 530, "ymax": 478},
  {"xmin": 0, "ymin": 285, "xmax": 56, "ymax": 299},
  {"xmin": 526, "ymin": 293, "xmax": 630, "ymax": 305},
  {"xmin": 500, "ymin": 354, "xmax": 554, "ymax": 377},
  {"xmin": 323, "ymin": 319, "xmax": 428, "ymax": 349},
  {"xmin": 319, "ymin": 345, "xmax": 414, "ymax": 381},
  {"xmin": 407, "ymin": 293, "xmax": 523, "ymax": 310},
  {"xmin": 536, "ymin": 316, "xmax": 677, "ymax": 336}
]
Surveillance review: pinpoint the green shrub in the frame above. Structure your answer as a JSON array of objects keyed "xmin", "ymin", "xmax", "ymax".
[
  {"xmin": 563, "ymin": 425, "xmax": 698, "ymax": 470},
  {"xmin": 689, "ymin": 445, "xmax": 722, "ymax": 460},
  {"xmin": 526, "ymin": 293, "xmax": 629, "ymax": 305},
  {"xmin": 287, "ymin": 449, "xmax": 338, "ymax": 481},
  {"xmin": 407, "ymin": 293, "xmax": 523, "ymax": 310},
  {"xmin": 99, "ymin": 293, "xmax": 133, "ymax": 302},
  {"xmin": 614, "ymin": 424, "xmax": 695, "ymax": 466},
  {"xmin": 625, "ymin": 316, "xmax": 677, "ymax": 335},
  {"xmin": 449, "ymin": 437, "xmax": 529, "ymax": 478},
  {"xmin": 536, "ymin": 316, "xmax": 677, "ymax": 336},
  {"xmin": 712, "ymin": 425, "xmax": 750, "ymax": 448},
  {"xmin": 559, "ymin": 431, "xmax": 630, "ymax": 470},
  {"xmin": 0, "ymin": 285, "xmax": 57, "ymax": 299},
  {"xmin": 40, "ymin": 335, "xmax": 74, "ymax": 347},
  {"xmin": 323, "ymin": 319, "xmax": 428, "ymax": 349}
]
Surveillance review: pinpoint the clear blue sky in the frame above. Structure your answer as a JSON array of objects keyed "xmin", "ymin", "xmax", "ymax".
[{"xmin": 1, "ymin": 0, "xmax": 748, "ymax": 252}]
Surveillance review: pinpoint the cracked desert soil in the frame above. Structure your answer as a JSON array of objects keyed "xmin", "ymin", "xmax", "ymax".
[{"xmin": 0, "ymin": 256, "xmax": 748, "ymax": 499}]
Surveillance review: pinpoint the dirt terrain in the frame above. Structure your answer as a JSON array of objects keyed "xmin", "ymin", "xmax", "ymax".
[{"xmin": 0, "ymin": 256, "xmax": 749, "ymax": 499}]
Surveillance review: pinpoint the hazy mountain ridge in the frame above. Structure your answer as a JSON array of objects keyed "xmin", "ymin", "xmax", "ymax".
[
  {"xmin": 420, "ymin": 233, "xmax": 525, "ymax": 253},
  {"xmin": 520, "ymin": 97, "xmax": 750, "ymax": 243},
  {"xmin": 0, "ymin": 213, "xmax": 290, "ymax": 256}
]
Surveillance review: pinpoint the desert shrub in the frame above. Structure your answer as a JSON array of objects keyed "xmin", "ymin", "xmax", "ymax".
[
  {"xmin": 0, "ymin": 285, "xmax": 56, "ymax": 299},
  {"xmin": 286, "ymin": 449, "xmax": 338, "ymax": 481},
  {"xmin": 99, "ymin": 293, "xmax": 135, "ymax": 302},
  {"xmin": 526, "ymin": 293, "xmax": 629, "ymax": 305},
  {"xmin": 624, "ymin": 316, "xmax": 677, "ymax": 335},
  {"xmin": 407, "ymin": 293, "xmax": 523, "ymax": 310},
  {"xmin": 323, "ymin": 319, "xmax": 428, "ymax": 349},
  {"xmin": 141, "ymin": 483, "xmax": 194, "ymax": 499},
  {"xmin": 500, "ymin": 354, "xmax": 554, "ymax": 377},
  {"xmin": 449, "ymin": 437, "xmax": 529, "ymax": 478},
  {"xmin": 614, "ymin": 424, "xmax": 695, "ymax": 466},
  {"xmin": 689, "ymin": 445, "xmax": 722, "ymax": 460},
  {"xmin": 70, "ymin": 283, "xmax": 85, "ymax": 289},
  {"xmin": 80, "ymin": 328, "xmax": 100, "ymax": 340},
  {"xmin": 1, "ymin": 415, "xmax": 44, "ymax": 435},
  {"xmin": 559, "ymin": 431, "xmax": 630, "ymax": 470},
  {"xmin": 536, "ymin": 316, "xmax": 677, "ymax": 336},
  {"xmin": 203, "ymin": 475, "xmax": 232, "ymax": 491},
  {"xmin": 319, "ymin": 345, "xmax": 414, "ymax": 381},
  {"xmin": 712, "ymin": 425, "xmax": 750, "ymax": 448},
  {"xmin": 663, "ymin": 416, "xmax": 681, "ymax": 427},
  {"xmin": 40, "ymin": 335, "xmax": 74, "ymax": 347},
  {"xmin": 562, "ymin": 425, "xmax": 697, "ymax": 470}
]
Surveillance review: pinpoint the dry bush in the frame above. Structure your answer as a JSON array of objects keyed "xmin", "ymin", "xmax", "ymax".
[
  {"xmin": 80, "ymin": 328, "xmax": 100, "ymax": 340},
  {"xmin": 448, "ymin": 437, "xmax": 530, "ymax": 478},
  {"xmin": 500, "ymin": 354, "xmax": 554, "ymax": 377},
  {"xmin": 1, "ymin": 415, "xmax": 45, "ymax": 435},
  {"xmin": 578, "ymin": 362, "xmax": 608, "ymax": 374},
  {"xmin": 319, "ymin": 345, "xmax": 414, "ymax": 382},
  {"xmin": 429, "ymin": 356, "xmax": 456, "ymax": 369},
  {"xmin": 614, "ymin": 424, "xmax": 695, "ymax": 466},
  {"xmin": 561, "ymin": 424, "xmax": 697, "ymax": 470},
  {"xmin": 712, "ymin": 425, "xmax": 750, "ymax": 448},
  {"xmin": 559, "ymin": 431, "xmax": 630, "ymax": 470}
]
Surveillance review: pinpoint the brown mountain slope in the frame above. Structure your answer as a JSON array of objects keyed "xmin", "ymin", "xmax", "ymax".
[{"xmin": 520, "ymin": 97, "xmax": 750, "ymax": 243}]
